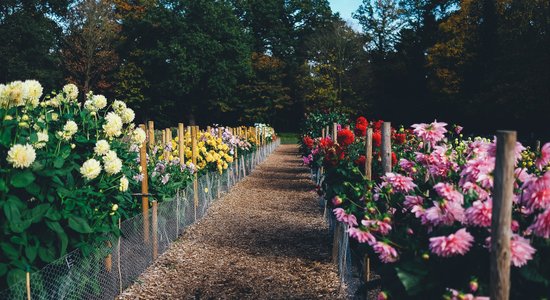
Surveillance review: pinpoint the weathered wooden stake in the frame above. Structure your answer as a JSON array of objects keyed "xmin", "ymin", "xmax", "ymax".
[
  {"xmin": 148, "ymin": 120, "xmax": 155, "ymax": 150},
  {"xmin": 535, "ymin": 140, "xmax": 541, "ymax": 152},
  {"xmin": 105, "ymin": 241, "xmax": 112, "ymax": 272},
  {"xmin": 178, "ymin": 123, "xmax": 185, "ymax": 166},
  {"xmin": 332, "ymin": 123, "xmax": 338, "ymax": 142},
  {"xmin": 139, "ymin": 124, "xmax": 150, "ymax": 243},
  {"xmin": 381, "ymin": 122, "xmax": 392, "ymax": 174},
  {"xmin": 490, "ymin": 130, "xmax": 516, "ymax": 300},
  {"xmin": 117, "ymin": 218, "xmax": 122, "ymax": 294},
  {"xmin": 162, "ymin": 129, "xmax": 168, "ymax": 162},
  {"xmin": 365, "ymin": 128, "xmax": 373, "ymax": 180},
  {"xmin": 192, "ymin": 126, "xmax": 199, "ymax": 220},
  {"xmin": 152, "ymin": 200, "xmax": 158, "ymax": 259},
  {"xmin": 26, "ymin": 271, "xmax": 31, "ymax": 300}
]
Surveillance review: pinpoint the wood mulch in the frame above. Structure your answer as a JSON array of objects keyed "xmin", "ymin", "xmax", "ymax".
[{"xmin": 118, "ymin": 144, "xmax": 344, "ymax": 300}]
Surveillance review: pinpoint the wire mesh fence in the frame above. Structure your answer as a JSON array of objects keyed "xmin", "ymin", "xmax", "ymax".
[
  {"xmin": 0, "ymin": 140, "xmax": 280, "ymax": 300},
  {"xmin": 312, "ymin": 166, "xmax": 367, "ymax": 299}
]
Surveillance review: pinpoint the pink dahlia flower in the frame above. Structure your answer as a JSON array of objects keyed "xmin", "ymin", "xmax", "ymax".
[
  {"xmin": 404, "ymin": 195, "xmax": 424, "ymax": 210},
  {"xmin": 372, "ymin": 241, "xmax": 398, "ymax": 263},
  {"xmin": 536, "ymin": 142, "xmax": 550, "ymax": 170},
  {"xmin": 362, "ymin": 219, "xmax": 392, "ymax": 235},
  {"xmin": 429, "ymin": 228, "xmax": 474, "ymax": 257},
  {"xmin": 465, "ymin": 199, "xmax": 492, "ymax": 227},
  {"xmin": 423, "ymin": 200, "xmax": 465, "ymax": 226},
  {"xmin": 522, "ymin": 171, "xmax": 550, "ymax": 210},
  {"xmin": 382, "ymin": 172, "xmax": 417, "ymax": 193},
  {"xmin": 461, "ymin": 182, "xmax": 490, "ymax": 201},
  {"xmin": 529, "ymin": 207, "xmax": 550, "ymax": 238},
  {"xmin": 333, "ymin": 208, "xmax": 358, "ymax": 227},
  {"xmin": 510, "ymin": 234, "xmax": 536, "ymax": 267},
  {"xmin": 460, "ymin": 157, "xmax": 495, "ymax": 189},
  {"xmin": 347, "ymin": 226, "xmax": 376, "ymax": 244},
  {"xmin": 411, "ymin": 120, "xmax": 448, "ymax": 146},
  {"xmin": 399, "ymin": 158, "xmax": 416, "ymax": 174},
  {"xmin": 434, "ymin": 182, "xmax": 464, "ymax": 204}
]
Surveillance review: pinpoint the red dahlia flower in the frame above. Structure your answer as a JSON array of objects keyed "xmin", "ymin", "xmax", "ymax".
[
  {"xmin": 394, "ymin": 133, "xmax": 406, "ymax": 144},
  {"xmin": 303, "ymin": 136, "xmax": 314, "ymax": 149},
  {"xmin": 355, "ymin": 123, "xmax": 367, "ymax": 137},
  {"xmin": 372, "ymin": 131, "xmax": 382, "ymax": 147},
  {"xmin": 355, "ymin": 155, "xmax": 366, "ymax": 167},
  {"xmin": 356, "ymin": 116, "xmax": 368, "ymax": 126},
  {"xmin": 337, "ymin": 128, "xmax": 355, "ymax": 147},
  {"xmin": 373, "ymin": 120, "xmax": 384, "ymax": 131},
  {"xmin": 392, "ymin": 152, "xmax": 398, "ymax": 166}
]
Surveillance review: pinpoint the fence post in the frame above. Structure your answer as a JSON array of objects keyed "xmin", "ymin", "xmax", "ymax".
[
  {"xmin": 192, "ymin": 125, "xmax": 199, "ymax": 221},
  {"xmin": 162, "ymin": 128, "xmax": 168, "ymax": 162},
  {"xmin": 166, "ymin": 128, "xmax": 173, "ymax": 161},
  {"xmin": 152, "ymin": 200, "xmax": 158, "ymax": 259},
  {"xmin": 364, "ymin": 127, "xmax": 373, "ymax": 285},
  {"xmin": 148, "ymin": 121, "xmax": 155, "ymax": 151},
  {"xmin": 139, "ymin": 124, "xmax": 150, "ymax": 243},
  {"xmin": 490, "ymin": 130, "xmax": 516, "ymax": 300},
  {"xmin": 332, "ymin": 123, "xmax": 338, "ymax": 142},
  {"xmin": 381, "ymin": 122, "xmax": 392, "ymax": 174},
  {"xmin": 178, "ymin": 123, "xmax": 185, "ymax": 166},
  {"xmin": 26, "ymin": 271, "xmax": 31, "ymax": 300}
]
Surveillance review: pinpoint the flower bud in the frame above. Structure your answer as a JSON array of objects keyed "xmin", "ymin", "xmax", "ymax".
[
  {"xmin": 469, "ymin": 279, "xmax": 478, "ymax": 292},
  {"xmin": 332, "ymin": 195, "xmax": 343, "ymax": 206},
  {"xmin": 422, "ymin": 253, "xmax": 430, "ymax": 261},
  {"xmin": 21, "ymin": 114, "xmax": 29, "ymax": 121},
  {"xmin": 377, "ymin": 291, "xmax": 388, "ymax": 300},
  {"xmin": 112, "ymin": 204, "xmax": 119, "ymax": 211},
  {"xmin": 4, "ymin": 115, "xmax": 13, "ymax": 121}
]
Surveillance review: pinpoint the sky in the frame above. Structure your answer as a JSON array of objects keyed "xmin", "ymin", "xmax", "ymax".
[{"xmin": 329, "ymin": 0, "xmax": 363, "ymax": 31}]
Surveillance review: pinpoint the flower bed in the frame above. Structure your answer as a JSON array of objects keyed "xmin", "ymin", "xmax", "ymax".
[
  {"xmin": 299, "ymin": 113, "xmax": 550, "ymax": 299},
  {"xmin": 0, "ymin": 80, "xmax": 276, "ymax": 293}
]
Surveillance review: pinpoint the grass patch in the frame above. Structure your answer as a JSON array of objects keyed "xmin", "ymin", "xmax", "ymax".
[{"xmin": 278, "ymin": 132, "xmax": 299, "ymax": 144}]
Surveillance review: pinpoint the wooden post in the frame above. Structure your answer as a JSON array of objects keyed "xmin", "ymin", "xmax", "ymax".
[
  {"xmin": 535, "ymin": 140, "xmax": 541, "ymax": 152},
  {"xmin": 178, "ymin": 123, "xmax": 185, "ymax": 166},
  {"xmin": 490, "ymin": 130, "xmax": 516, "ymax": 300},
  {"xmin": 218, "ymin": 126, "xmax": 223, "ymax": 139},
  {"xmin": 162, "ymin": 129, "xmax": 168, "ymax": 162},
  {"xmin": 326, "ymin": 125, "xmax": 330, "ymax": 139},
  {"xmin": 105, "ymin": 241, "xmax": 112, "ymax": 272},
  {"xmin": 152, "ymin": 200, "xmax": 158, "ymax": 259},
  {"xmin": 381, "ymin": 122, "xmax": 392, "ymax": 174},
  {"xmin": 207, "ymin": 125, "xmax": 211, "ymax": 132},
  {"xmin": 26, "ymin": 271, "xmax": 31, "ymax": 300},
  {"xmin": 332, "ymin": 123, "xmax": 338, "ymax": 142},
  {"xmin": 148, "ymin": 121, "xmax": 155, "ymax": 150},
  {"xmin": 365, "ymin": 128, "xmax": 373, "ymax": 180},
  {"xmin": 166, "ymin": 128, "xmax": 173, "ymax": 161},
  {"xmin": 322, "ymin": 128, "xmax": 326, "ymax": 139},
  {"xmin": 192, "ymin": 126, "xmax": 199, "ymax": 220},
  {"xmin": 139, "ymin": 124, "xmax": 149, "ymax": 243},
  {"xmin": 117, "ymin": 218, "xmax": 122, "ymax": 294}
]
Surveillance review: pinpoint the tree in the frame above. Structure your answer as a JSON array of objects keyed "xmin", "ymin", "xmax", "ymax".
[
  {"xmin": 62, "ymin": 0, "xmax": 120, "ymax": 96},
  {"xmin": 353, "ymin": 0, "xmax": 405, "ymax": 56},
  {"xmin": 0, "ymin": 0, "xmax": 70, "ymax": 90}
]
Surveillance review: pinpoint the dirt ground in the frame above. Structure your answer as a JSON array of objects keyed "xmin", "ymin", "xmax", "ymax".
[{"xmin": 118, "ymin": 145, "xmax": 344, "ymax": 300}]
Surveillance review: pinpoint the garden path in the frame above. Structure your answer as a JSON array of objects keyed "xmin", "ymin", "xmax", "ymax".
[{"xmin": 118, "ymin": 144, "xmax": 343, "ymax": 299}]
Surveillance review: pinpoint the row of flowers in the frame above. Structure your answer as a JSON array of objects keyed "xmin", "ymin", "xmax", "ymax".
[
  {"xmin": 299, "ymin": 113, "xmax": 550, "ymax": 299},
  {"xmin": 0, "ymin": 80, "xmax": 274, "ymax": 289}
]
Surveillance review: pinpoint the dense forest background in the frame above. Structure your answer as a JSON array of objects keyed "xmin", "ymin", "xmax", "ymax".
[{"xmin": 1, "ymin": 0, "xmax": 548, "ymax": 139}]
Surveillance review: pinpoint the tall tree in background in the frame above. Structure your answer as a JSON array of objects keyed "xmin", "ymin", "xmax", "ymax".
[
  {"xmin": 236, "ymin": 53, "xmax": 291, "ymax": 124},
  {"xmin": 0, "ymin": 0, "xmax": 70, "ymax": 90},
  {"xmin": 62, "ymin": 0, "xmax": 120, "ymax": 96},
  {"xmin": 353, "ymin": 0, "xmax": 405, "ymax": 56}
]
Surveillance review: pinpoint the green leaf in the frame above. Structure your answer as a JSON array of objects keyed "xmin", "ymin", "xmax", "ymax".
[
  {"xmin": 10, "ymin": 170, "xmax": 36, "ymax": 188},
  {"xmin": 46, "ymin": 221, "xmax": 64, "ymax": 233},
  {"xmin": 7, "ymin": 269, "xmax": 26, "ymax": 288},
  {"xmin": 53, "ymin": 156, "xmax": 65, "ymax": 169},
  {"xmin": 24, "ymin": 182, "xmax": 41, "ymax": 197},
  {"xmin": 25, "ymin": 243, "xmax": 38, "ymax": 263},
  {"xmin": 38, "ymin": 244, "xmax": 56, "ymax": 263},
  {"xmin": 30, "ymin": 204, "xmax": 50, "ymax": 223},
  {"xmin": 519, "ymin": 265, "xmax": 550, "ymax": 286},
  {"xmin": 68, "ymin": 216, "xmax": 93, "ymax": 233},
  {"xmin": 0, "ymin": 178, "xmax": 8, "ymax": 192},
  {"xmin": 4, "ymin": 198, "xmax": 21, "ymax": 224},
  {"xmin": 0, "ymin": 242, "xmax": 19, "ymax": 261},
  {"xmin": 45, "ymin": 207, "xmax": 61, "ymax": 221},
  {"xmin": 395, "ymin": 261, "xmax": 428, "ymax": 296}
]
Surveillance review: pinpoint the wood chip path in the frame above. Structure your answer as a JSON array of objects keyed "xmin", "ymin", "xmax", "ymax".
[{"xmin": 118, "ymin": 144, "xmax": 343, "ymax": 299}]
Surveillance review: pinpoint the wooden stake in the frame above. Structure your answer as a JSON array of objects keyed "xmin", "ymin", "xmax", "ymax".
[
  {"xmin": 178, "ymin": 123, "xmax": 185, "ymax": 166},
  {"xmin": 162, "ymin": 129, "xmax": 168, "ymax": 162},
  {"xmin": 332, "ymin": 123, "xmax": 338, "ymax": 142},
  {"xmin": 148, "ymin": 121, "xmax": 155, "ymax": 150},
  {"xmin": 192, "ymin": 126, "xmax": 199, "ymax": 220},
  {"xmin": 166, "ymin": 128, "xmax": 173, "ymax": 161},
  {"xmin": 105, "ymin": 241, "xmax": 112, "ymax": 272},
  {"xmin": 365, "ymin": 128, "xmax": 373, "ymax": 180},
  {"xmin": 490, "ymin": 130, "xmax": 516, "ymax": 300},
  {"xmin": 381, "ymin": 122, "xmax": 392, "ymax": 174},
  {"xmin": 152, "ymin": 200, "xmax": 158, "ymax": 259},
  {"xmin": 26, "ymin": 271, "xmax": 31, "ymax": 300},
  {"xmin": 117, "ymin": 218, "xmax": 122, "ymax": 294},
  {"xmin": 139, "ymin": 124, "xmax": 149, "ymax": 243},
  {"xmin": 322, "ymin": 128, "xmax": 326, "ymax": 139}
]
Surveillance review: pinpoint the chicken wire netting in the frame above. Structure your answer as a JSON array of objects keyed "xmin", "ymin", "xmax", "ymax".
[
  {"xmin": 312, "ymin": 166, "xmax": 367, "ymax": 299},
  {"xmin": 0, "ymin": 140, "xmax": 280, "ymax": 300}
]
